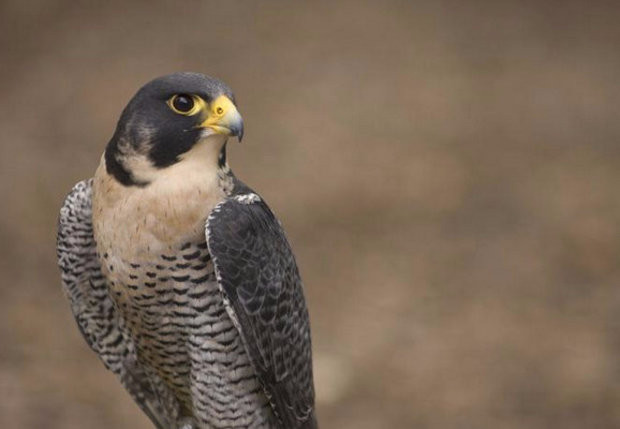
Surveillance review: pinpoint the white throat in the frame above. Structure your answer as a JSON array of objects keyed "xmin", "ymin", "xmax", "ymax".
[
  {"xmin": 124, "ymin": 134, "xmax": 228, "ymax": 186},
  {"xmin": 92, "ymin": 134, "xmax": 232, "ymax": 255}
]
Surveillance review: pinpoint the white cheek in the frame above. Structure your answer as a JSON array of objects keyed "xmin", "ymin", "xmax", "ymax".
[
  {"xmin": 123, "ymin": 154, "xmax": 160, "ymax": 183},
  {"xmin": 125, "ymin": 133, "xmax": 227, "ymax": 186}
]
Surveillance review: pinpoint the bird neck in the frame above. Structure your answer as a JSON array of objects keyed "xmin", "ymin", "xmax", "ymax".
[
  {"xmin": 216, "ymin": 143, "xmax": 235, "ymax": 196},
  {"xmin": 104, "ymin": 133, "xmax": 234, "ymax": 191}
]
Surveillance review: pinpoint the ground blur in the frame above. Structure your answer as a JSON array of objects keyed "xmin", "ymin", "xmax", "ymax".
[{"xmin": 1, "ymin": 1, "xmax": 619, "ymax": 428}]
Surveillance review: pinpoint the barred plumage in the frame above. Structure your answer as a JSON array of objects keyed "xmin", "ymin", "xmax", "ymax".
[{"xmin": 58, "ymin": 179, "xmax": 176, "ymax": 428}]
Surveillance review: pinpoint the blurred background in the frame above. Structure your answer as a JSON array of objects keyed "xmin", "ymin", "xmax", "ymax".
[{"xmin": 1, "ymin": 1, "xmax": 619, "ymax": 428}]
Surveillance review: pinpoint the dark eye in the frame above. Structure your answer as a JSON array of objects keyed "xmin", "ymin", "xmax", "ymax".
[{"xmin": 171, "ymin": 94, "xmax": 194, "ymax": 113}]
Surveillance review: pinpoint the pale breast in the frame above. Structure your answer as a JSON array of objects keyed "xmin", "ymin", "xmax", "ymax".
[
  {"xmin": 90, "ymin": 156, "xmax": 273, "ymax": 426},
  {"xmin": 91, "ymin": 149, "xmax": 229, "ymax": 273},
  {"xmin": 91, "ymin": 152, "xmax": 227, "ymax": 396}
]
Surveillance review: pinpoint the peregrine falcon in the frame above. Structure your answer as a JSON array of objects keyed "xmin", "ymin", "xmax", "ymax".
[{"xmin": 56, "ymin": 72, "xmax": 317, "ymax": 429}]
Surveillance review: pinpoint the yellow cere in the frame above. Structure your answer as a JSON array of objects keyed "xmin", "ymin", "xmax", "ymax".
[
  {"xmin": 209, "ymin": 95, "xmax": 234, "ymax": 118},
  {"xmin": 199, "ymin": 95, "xmax": 238, "ymax": 133}
]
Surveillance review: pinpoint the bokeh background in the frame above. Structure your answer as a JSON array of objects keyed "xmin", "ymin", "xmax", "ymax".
[{"xmin": 1, "ymin": 1, "xmax": 619, "ymax": 428}]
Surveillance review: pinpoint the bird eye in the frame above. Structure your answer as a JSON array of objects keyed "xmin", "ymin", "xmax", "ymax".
[{"xmin": 169, "ymin": 94, "xmax": 198, "ymax": 115}]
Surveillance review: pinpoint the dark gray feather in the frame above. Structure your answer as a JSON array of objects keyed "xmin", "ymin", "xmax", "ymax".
[{"xmin": 206, "ymin": 190, "xmax": 317, "ymax": 429}]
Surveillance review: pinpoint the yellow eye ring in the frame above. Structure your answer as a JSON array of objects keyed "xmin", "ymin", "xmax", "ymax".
[{"xmin": 167, "ymin": 94, "xmax": 204, "ymax": 116}]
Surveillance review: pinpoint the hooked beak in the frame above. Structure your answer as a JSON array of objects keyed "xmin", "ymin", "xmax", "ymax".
[{"xmin": 199, "ymin": 95, "xmax": 244, "ymax": 142}]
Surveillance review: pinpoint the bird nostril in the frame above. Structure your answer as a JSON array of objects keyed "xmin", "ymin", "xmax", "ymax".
[{"xmin": 216, "ymin": 106, "xmax": 224, "ymax": 115}]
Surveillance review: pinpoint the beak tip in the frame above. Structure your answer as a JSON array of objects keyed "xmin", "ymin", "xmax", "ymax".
[{"xmin": 233, "ymin": 121, "xmax": 244, "ymax": 143}]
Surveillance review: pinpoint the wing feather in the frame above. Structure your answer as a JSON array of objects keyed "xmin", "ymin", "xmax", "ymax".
[
  {"xmin": 57, "ymin": 179, "xmax": 170, "ymax": 429},
  {"xmin": 206, "ymin": 193, "xmax": 317, "ymax": 429}
]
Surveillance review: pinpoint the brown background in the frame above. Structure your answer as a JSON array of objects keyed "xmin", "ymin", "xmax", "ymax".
[{"xmin": 1, "ymin": 1, "xmax": 619, "ymax": 428}]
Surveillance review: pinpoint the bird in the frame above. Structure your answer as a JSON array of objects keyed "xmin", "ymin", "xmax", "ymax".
[{"xmin": 56, "ymin": 72, "xmax": 317, "ymax": 429}]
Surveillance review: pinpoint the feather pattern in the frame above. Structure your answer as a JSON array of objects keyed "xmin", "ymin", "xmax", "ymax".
[
  {"xmin": 206, "ymin": 184, "xmax": 317, "ymax": 429},
  {"xmin": 57, "ymin": 179, "xmax": 175, "ymax": 429},
  {"xmin": 58, "ymin": 177, "xmax": 315, "ymax": 428}
]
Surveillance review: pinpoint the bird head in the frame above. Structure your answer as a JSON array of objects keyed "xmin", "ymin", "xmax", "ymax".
[{"xmin": 104, "ymin": 72, "xmax": 244, "ymax": 187}]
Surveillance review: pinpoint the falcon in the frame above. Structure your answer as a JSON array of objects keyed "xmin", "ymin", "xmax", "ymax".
[{"xmin": 56, "ymin": 72, "xmax": 317, "ymax": 429}]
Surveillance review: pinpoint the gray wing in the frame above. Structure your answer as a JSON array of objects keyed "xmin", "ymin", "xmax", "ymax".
[
  {"xmin": 56, "ymin": 179, "xmax": 170, "ymax": 429},
  {"xmin": 206, "ymin": 193, "xmax": 317, "ymax": 429}
]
